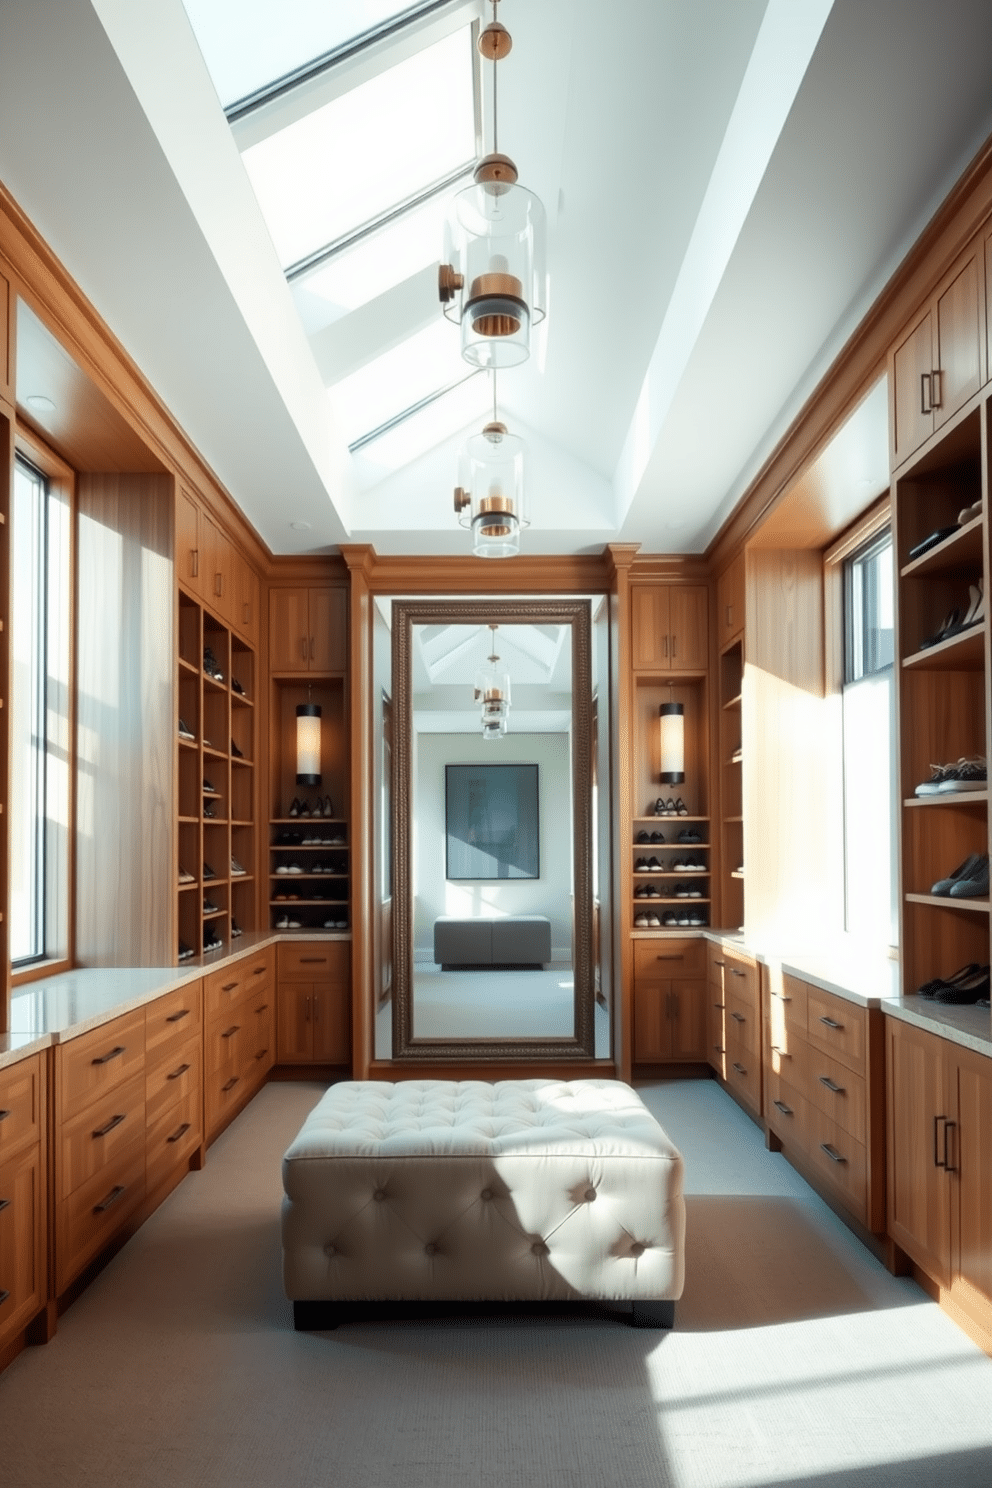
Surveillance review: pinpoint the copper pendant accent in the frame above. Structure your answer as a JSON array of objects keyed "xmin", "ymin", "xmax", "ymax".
[
  {"xmin": 474, "ymin": 152, "xmax": 518, "ymax": 188},
  {"xmin": 438, "ymin": 262, "xmax": 464, "ymax": 304},
  {"xmin": 478, "ymin": 21, "xmax": 512, "ymax": 60},
  {"xmin": 479, "ymin": 495, "xmax": 515, "ymax": 516},
  {"xmin": 453, "ymin": 485, "xmax": 471, "ymax": 513},
  {"xmin": 466, "ymin": 271, "xmax": 525, "ymax": 336},
  {"xmin": 481, "ymin": 421, "xmax": 508, "ymax": 439}
]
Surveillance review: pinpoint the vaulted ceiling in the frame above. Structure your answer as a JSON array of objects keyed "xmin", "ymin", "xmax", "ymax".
[{"xmin": 2, "ymin": 0, "xmax": 992, "ymax": 558}]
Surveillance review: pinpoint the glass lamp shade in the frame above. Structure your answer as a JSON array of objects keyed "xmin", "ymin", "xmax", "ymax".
[
  {"xmin": 441, "ymin": 164, "xmax": 547, "ymax": 369},
  {"xmin": 659, "ymin": 702, "xmax": 685, "ymax": 785},
  {"xmin": 296, "ymin": 703, "xmax": 322, "ymax": 786},
  {"xmin": 482, "ymin": 715, "xmax": 506, "ymax": 740},
  {"xmin": 457, "ymin": 421, "xmax": 526, "ymax": 559}
]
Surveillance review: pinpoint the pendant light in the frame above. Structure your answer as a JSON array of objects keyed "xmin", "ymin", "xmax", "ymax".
[
  {"xmin": 296, "ymin": 698, "xmax": 322, "ymax": 786},
  {"xmin": 659, "ymin": 696, "xmax": 685, "ymax": 785},
  {"xmin": 475, "ymin": 623, "xmax": 511, "ymax": 735},
  {"xmin": 454, "ymin": 370, "xmax": 527, "ymax": 558},
  {"xmin": 438, "ymin": 0, "xmax": 547, "ymax": 368}
]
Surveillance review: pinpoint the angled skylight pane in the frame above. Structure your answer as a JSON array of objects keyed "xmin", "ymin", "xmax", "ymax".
[
  {"xmin": 330, "ymin": 318, "xmax": 471, "ymax": 446},
  {"xmin": 182, "ymin": 0, "xmax": 421, "ymax": 109},
  {"xmin": 351, "ymin": 376, "xmax": 492, "ymax": 486},
  {"xmin": 291, "ymin": 189, "xmax": 458, "ymax": 330},
  {"xmin": 242, "ymin": 29, "xmax": 474, "ymax": 270}
]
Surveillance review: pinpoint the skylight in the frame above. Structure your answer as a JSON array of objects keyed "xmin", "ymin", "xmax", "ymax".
[
  {"xmin": 181, "ymin": 0, "xmax": 427, "ymax": 111},
  {"xmin": 241, "ymin": 28, "xmax": 475, "ymax": 272},
  {"xmin": 330, "ymin": 317, "xmax": 473, "ymax": 447}
]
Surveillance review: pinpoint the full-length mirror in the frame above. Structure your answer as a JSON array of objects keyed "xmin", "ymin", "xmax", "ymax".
[{"xmin": 391, "ymin": 598, "xmax": 596, "ymax": 1060}]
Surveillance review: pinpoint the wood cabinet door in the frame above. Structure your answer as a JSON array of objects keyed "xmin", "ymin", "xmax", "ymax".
[
  {"xmin": 276, "ymin": 984, "xmax": 313, "ymax": 1062},
  {"xmin": 0, "ymin": 1143, "xmax": 44, "ymax": 1345},
  {"xmin": 633, "ymin": 980, "xmax": 671, "ymax": 1062},
  {"xmin": 309, "ymin": 587, "xmax": 347, "ymax": 672},
  {"xmin": 891, "ymin": 312, "xmax": 934, "ymax": 466},
  {"xmin": 269, "ymin": 588, "xmax": 311, "ymax": 673},
  {"xmin": 707, "ymin": 993, "xmax": 726, "ymax": 1077},
  {"xmin": 934, "ymin": 247, "xmax": 983, "ymax": 430},
  {"xmin": 886, "ymin": 1018, "xmax": 952, "ymax": 1285},
  {"xmin": 669, "ymin": 979, "xmax": 707, "ymax": 1061},
  {"xmin": 0, "ymin": 269, "xmax": 11, "ymax": 402},
  {"xmin": 176, "ymin": 488, "xmax": 201, "ymax": 597},
  {"xmin": 312, "ymin": 982, "xmax": 351, "ymax": 1064},
  {"xmin": 631, "ymin": 587, "xmax": 671, "ymax": 670},
  {"xmin": 201, "ymin": 511, "xmax": 232, "ymax": 624},
  {"xmin": 668, "ymin": 586, "xmax": 708, "ymax": 671},
  {"xmin": 231, "ymin": 551, "xmax": 258, "ymax": 642},
  {"xmin": 953, "ymin": 1046, "xmax": 992, "ymax": 1309},
  {"xmin": 717, "ymin": 555, "xmax": 745, "ymax": 642}
]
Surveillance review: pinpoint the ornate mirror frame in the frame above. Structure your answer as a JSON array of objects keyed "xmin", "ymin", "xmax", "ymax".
[{"xmin": 391, "ymin": 597, "xmax": 596, "ymax": 1061}]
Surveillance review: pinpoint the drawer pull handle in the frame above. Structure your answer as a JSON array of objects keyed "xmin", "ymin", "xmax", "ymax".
[
  {"xmin": 253, "ymin": 967, "xmax": 267, "ymax": 977},
  {"xmin": 730, "ymin": 968, "xmax": 746, "ymax": 978},
  {"xmin": 0, "ymin": 1109, "xmax": 11, "ymax": 1122},
  {"xmin": 819, "ymin": 1016, "xmax": 843, "ymax": 1030},
  {"xmin": 0, "ymin": 1288, "xmax": 9, "ymax": 1305},
  {"xmin": 732, "ymin": 1062, "xmax": 746, "ymax": 1076},
  {"xmin": 166, "ymin": 1009, "xmax": 191, "ymax": 1024},
  {"xmin": 770, "ymin": 1045, "xmax": 789, "ymax": 1056},
  {"xmin": 167, "ymin": 1122, "xmax": 191, "ymax": 1145},
  {"xmin": 92, "ymin": 1113, "xmax": 126, "ymax": 1139},
  {"xmin": 0, "ymin": 1197, "xmax": 10, "ymax": 1213},
  {"xmin": 773, "ymin": 1099, "xmax": 793, "ymax": 1117},
  {"xmin": 222, "ymin": 981, "xmax": 238, "ymax": 993},
  {"xmin": 713, "ymin": 1001, "xmax": 725, "ymax": 1011},
  {"xmin": 255, "ymin": 1048, "xmax": 268, "ymax": 1061},
  {"xmin": 255, "ymin": 1002, "xmax": 269, "ymax": 1014},
  {"xmin": 934, "ymin": 1114, "xmax": 946, "ymax": 1168},
  {"xmin": 818, "ymin": 1076, "xmax": 843, "ymax": 1094},
  {"xmin": 655, "ymin": 954, "xmax": 683, "ymax": 961},
  {"xmin": 713, "ymin": 1044, "xmax": 725, "ymax": 1054},
  {"xmin": 819, "ymin": 1143, "xmax": 846, "ymax": 1165},
  {"xmin": 713, "ymin": 959, "xmax": 726, "ymax": 968},
  {"xmin": 92, "ymin": 1045, "xmax": 126, "ymax": 1066},
  {"xmin": 93, "ymin": 1184, "xmax": 127, "ymax": 1215},
  {"xmin": 222, "ymin": 1025, "xmax": 240, "ymax": 1040},
  {"xmin": 944, "ymin": 1118, "xmax": 956, "ymax": 1174},
  {"xmin": 730, "ymin": 1011, "xmax": 745, "ymax": 1024},
  {"xmin": 299, "ymin": 957, "xmax": 327, "ymax": 965},
  {"xmin": 167, "ymin": 1063, "xmax": 191, "ymax": 1082},
  {"xmin": 222, "ymin": 1076, "xmax": 239, "ymax": 1093}
]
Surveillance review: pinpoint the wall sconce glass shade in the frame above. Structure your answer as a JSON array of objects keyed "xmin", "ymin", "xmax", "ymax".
[
  {"xmin": 659, "ymin": 702, "xmax": 685, "ymax": 784},
  {"xmin": 296, "ymin": 703, "xmax": 322, "ymax": 786},
  {"xmin": 455, "ymin": 420, "xmax": 526, "ymax": 559},
  {"xmin": 439, "ymin": 156, "xmax": 547, "ymax": 369}
]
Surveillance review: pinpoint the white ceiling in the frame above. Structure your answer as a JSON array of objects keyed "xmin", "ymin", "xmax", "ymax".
[{"xmin": 2, "ymin": 1, "xmax": 992, "ymax": 557}]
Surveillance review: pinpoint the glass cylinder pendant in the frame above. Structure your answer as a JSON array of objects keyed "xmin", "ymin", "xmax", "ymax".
[
  {"xmin": 659, "ymin": 702, "xmax": 685, "ymax": 785},
  {"xmin": 296, "ymin": 703, "xmax": 322, "ymax": 786},
  {"xmin": 456, "ymin": 419, "xmax": 526, "ymax": 559}
]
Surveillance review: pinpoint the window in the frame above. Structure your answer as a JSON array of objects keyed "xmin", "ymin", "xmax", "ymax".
[
  {"xmin": 841, "ymin": 529, "xmax": 897, "ymax": 945},
  {"xmin": 11, "ymin": 455, "xmax": 71, "ymax": 968}
]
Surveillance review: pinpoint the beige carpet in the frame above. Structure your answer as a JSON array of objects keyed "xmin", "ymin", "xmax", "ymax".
[{"xmin": 2, "ymin": 1078, "xmax": 992, "ymax": 1487}]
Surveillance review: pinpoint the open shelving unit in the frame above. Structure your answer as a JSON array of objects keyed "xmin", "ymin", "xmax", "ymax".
[
  {"xmin": 893, "ymin": 403, "xmax": 990, "ymax": 993},
  {"xmin": 718, "ymin": 635, "xmax": 744, "ymax": 931},
  {"xmin": 176, "ymin": 591, "xmax": 257, "ymax": 961}
]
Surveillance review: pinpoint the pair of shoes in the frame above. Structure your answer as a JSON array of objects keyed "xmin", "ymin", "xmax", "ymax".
[
  {"xmin": 230, "ymin": 918, "xmax": 243, "ymax": 938},
  {"xmin": 203, "ymin": 898, "xmax": 219, "ymax": 914},
  {"xmin": 920, "ymin": 580, "xmax": 985, "ymax": 648},
  {"xmin": 634, "ymin": 884, "xmax": 663, "ymax": 899},
  {"xmin": 231, "ymin": 857, "xmax": 247, "ymax": 876},
  {"xmin": 635, "ymin": 856, "xmax": 663, "ymax": 872},
  {"xmin": 958, "ymin": 499, "xmax": 982, "ymax": 526},
  {"xmin": 673, "ymin": 883, "xmax": 703, "ymax": 899},
  {"xmin": 677, "ymin": 829, "xmax": 702, "ymax": 844},
  {"xmin": 231, "ymin": 739, "xmax": 244, "ymax": 759},
  {"xmin": 203, "ymin": 929, "xmax": 223, "ymax": 952},
  {"xmin": 203, "ymin": 801, "xmax": 217, "ymax": 819},
  {"xmin": 931, "ymin": 965, "xmax": 991, "ymax": 1003},
  {"xmin": 654, "ymin": 796, "xmax": 688, "ymax": 816},
  {"xmin": 288, "ymin": 796, "xmax": 308, "ymax": 817},
  {"xmin": 909, "ymin": 526, "xmax": 959, "ymax": 560},
  {"xmin": 178, "ymin": 940, "xmax": 195, "ymax": 961},
  {"xmin": 634, "ymin": 912, "xmax": 661, "ymax": 928},
  {"xmin": 931, "ymin": 852, "xmax": 989, "ymax": 898},
  {"xmin": 202, "ymin": 862, "xmax": 217, "ymax": 880},
  {"xmin": 276, "ymin": 831, "xmax": 301, "ymax": 845},
  {"xmin": 275, "ymin": 914, "xmax": 302, "ymax": 930},
  {"xmin": 203, "ymin": 778, "xmax": 219, "ymax": 795},
  {"xmin": 203, "ymin": 647, "xmax": 224, "ymax": 682},
  {"xmin": 276, "ymin": 862, "xmax": 303, "ymax": 875},
  {"xmin": 673, "ymin": 857, "xmax": 705, "ymax": 872},
  {"xmin": 917, "ymin": 961, "xmax": 981, "ymax": 997},
  {"xmin": 915, "ymin": 756, "xmax": 987, "ymax": 796},
  {"xmin": 178, "ymin": 865, "xmax": 195, "ymax": 885},
  {"xmin": 178, "ymin": 718, "xmax": 195, "ymax": 741},
  {"xmin": 231, "ymin": 677, "xmax": 246, "ymax": 697},
  {"xmin": 323, "ymin": 918, "xmax": 348, "ymax": 929}
]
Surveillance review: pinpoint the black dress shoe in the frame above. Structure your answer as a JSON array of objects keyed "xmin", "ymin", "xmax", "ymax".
[
  {"xmin": 178, "ymin": 940, "xmax": 195, "ymax": 961},
  {"xmin": 232, "ymin": 677, "xmax": 245, "ymax": 697},
  {"xmin": 203, "ymin": 862, "xmax": 217, "ymax": 881},
  {"xmin": 231, "ymin": 739, "xmax": 244, "ymax": 759},
  {"xmin": 931, "ymin": 965, "xmax": 991, "ymax": 1003}
]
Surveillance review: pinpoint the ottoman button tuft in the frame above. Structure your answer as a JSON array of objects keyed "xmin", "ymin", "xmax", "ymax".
[
  {"xmin": 584, "ymin": 1186, "xmax": 597, "ymax": 1202},
  {"xmin": 630, "ymin": 1241, "xmax": 645, "ymax": 1257},
  {"xmin": 424, "ymin": 1241, "xmax": 439, "ymax": 1257},
  {"xmin": 480, "ymin": 1188, "xmax": 493, "ymax": 1201},
  {"xmin": 531, "ymin": 1241, "xmax": 548, "ymax": 1256},
  {"xmin": 324, "ymin": 1243, "xmax": 336, "ymax": 1257},
  {"xmin": 373, "ymin": 1188, "xmax": 386, "ymax": 1201}
]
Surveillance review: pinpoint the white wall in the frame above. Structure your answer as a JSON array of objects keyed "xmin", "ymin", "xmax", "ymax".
[{"xmin": 413, "ymin": 732, "xmax": 573, "ymax": 961}]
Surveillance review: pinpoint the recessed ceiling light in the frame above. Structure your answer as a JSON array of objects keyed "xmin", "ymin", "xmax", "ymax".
[
  {"xmin": 26, "ymin": 394, "xmax": 55, "ymax": 413},
  {"xmin": 290, "ymin": 521, "xmax": 312, "ymax": 531}
]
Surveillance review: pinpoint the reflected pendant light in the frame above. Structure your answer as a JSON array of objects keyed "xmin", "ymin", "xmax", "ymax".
[
  {"xmin": 438, "ymin": 0, "xmax": 547, "ymax": 369},
  {"xmin": 659, "ymin": 701, "xmax": 685, "ymax": 785},
  {"xmin": 296, "ymin": 702, "xmax": 322, "ymax": 786},
  {"xmin": 454, "ymin": 371, "xmax": 527, "ymax": 558},
  {"xmin": 476, "ymin": 623, "xmax": 511, "ymax": 735}
]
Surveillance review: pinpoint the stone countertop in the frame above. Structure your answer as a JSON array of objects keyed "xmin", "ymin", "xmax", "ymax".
[
  {"xmin": 3, "ymin": 928, "xmax": 351, "ymax": 1057},
  {"xmin": 882, "ymin": 994, "xmax": 992, "ymax": 1059}
]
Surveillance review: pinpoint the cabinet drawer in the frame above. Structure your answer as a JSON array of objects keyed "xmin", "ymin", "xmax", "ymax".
[
  {"xmin": 777, "ymin": 974, "xmax": 809, "ymax": 1033},
  {"xmin": 807, "ymin": 1107, "xmax": 867, "ymax": 1223},
  {"xmin": 708, "ymin": 996, "xmax": 726, "ymax": 1078},
  {"xmin": 726, "ymin": 1047, "xmax": 761, "ymax": 1114},
  {"xmin": 0, "ymin": 1143, "xmax": 44, "ymax": 1342},
  {"xmin": 59, "ymin": 1010, "xmax": 145, "ymax": 1124},
  {"xmin": 725, "ymin": 990, "xmax": 760, "ymax": 1056},
  {"xmin": 766, "ymin": 1031, "xmax": 808, "ymax": 1090},
  {"xmin": 145, "ymin": 1037, "xmax": 202, "ymax": 1130},
  {"xmin": 765, "ymin": 1069, "xmax": 810, "ymax": 1149},
  {"xmin": 0, "ymin": 1054, "xmax": 43, "ymax": 1160},
  {"xmin": 807, "ymin": 988, "xmax": 865, "ymax": 1073},
  {"xmin": 205, "ymin": 1014, "xmax": 245, "ymax": 1080},
  {"xmin": 722, "ymin": 952, "xmax": 759, "ymax": 1009},
  {"xmin": 708, "ymin": 942, "xmax": 730, "ymax": 986},
  {"xmin": 58, "ymin": 1140, "xmax": 145, "ymax": 1295},
  {"xmin": 146, "ymin": 981, "xmax": 202, "ymax": 1065},
  {"xmin": 204, "ymin": 955, "xmax": 268, "ymax": 1017},
  {"xmin": 244, "ymin": 995, "xmax": 275, "ymax": 1078},
  {"xmin": 204, "ymin": 1061, "xmax": 247, "ymax": 1136},
  {"xmin": 146, "ymin": 1088, "xmax": 201, "ymax": 1196},
  {"xmin": 634, "ymin": 937, "xmax": 705, "ymax": 980},
  {"xmin": 59, "ymin": 1073, "xmax": 145, "ymax": 1201},
  {"xmin": 806, "ymin": 1045, "xmax": 867, "ymax": 1144},
  {"xmin": 278, "ymin": 942, "xmax": 350, "ymax": 981}
]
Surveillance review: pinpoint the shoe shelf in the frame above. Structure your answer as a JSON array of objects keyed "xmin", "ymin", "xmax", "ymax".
[
  {"xmin": 904, "ymin": 791, "xmax": 988, "ymax": 807},
  {"xmin": 905, "ymin": 892, "xmax": 990, "ymax": 912},
  {"xmin": 900, "ymin": 512, "xmax": 984, "ymax": 579},
  {"xmin": 175, "ymin": 591, "xmax": 258, "ymax": 964},
  {"xmin": 901, "ymin": 626, "xmax": 985, "ymax": 672},
  {"xmin": 719, "ymin": 634, "xmax": 745, "ymax": 932}
]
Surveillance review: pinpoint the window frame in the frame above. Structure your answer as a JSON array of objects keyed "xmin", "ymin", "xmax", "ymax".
[{"xmin": 10, "ymin": 427, "xmax": 75, "ymax": 986}]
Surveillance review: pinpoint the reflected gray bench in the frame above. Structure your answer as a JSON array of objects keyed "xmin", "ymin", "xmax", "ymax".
[{"xmin": 433, "ymin": 915, "xmax": 551, "ymax": 968}]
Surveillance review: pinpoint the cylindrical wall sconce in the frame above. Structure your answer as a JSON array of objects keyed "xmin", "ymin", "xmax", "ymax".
[
  {"xmin": 296, "ymin": 703, "xmax": 322, "ymax": 785},
  {"xmin": 659, "ymin": 701, "xmax": 685, "ymax": 784}
]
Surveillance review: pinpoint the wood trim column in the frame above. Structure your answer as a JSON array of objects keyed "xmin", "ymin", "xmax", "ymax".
[
  {"xmin": 605, "ymin": 544, "xmax": 638, "ymax": 1081},
  {"xmin": 341, "ymin": 545, "xmax": 375, "ymax": 1078}
]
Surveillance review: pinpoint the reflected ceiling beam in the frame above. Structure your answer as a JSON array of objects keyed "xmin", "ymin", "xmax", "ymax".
[
  {"xmin": 612, "ymin": 0, "xmax": 834, "ymax": 525},
  {"xmin": 229, "ymin": 0, "xmax": 482, "ymax": 151}
]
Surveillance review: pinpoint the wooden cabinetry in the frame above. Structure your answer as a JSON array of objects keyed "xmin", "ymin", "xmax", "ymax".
[
  {"xmin": 716, "ymin": 554, "xmax": 745, "ymax": 643},
  {"xmin": 177, "ymin": 592, "xmax": 257, "ymax": 962},
  {"xmin": 276, "ymin": 942, "xmax": 351, "ymax": 1066},
  {"xmin": 203, "ymin": 949, "xmax": 275, "ymax": 1143},
  {"xmin": 891, "ymin": 242, "xmax": 985, "ymax": 468},
  {"xmin": 144, "ymin": 981, "xmax": 203, "ymax": 1205},
  {"xmin": 631, "ymin": 584, "xmax": 708, "ymax": 672},
  {"xmin": 269, "ymin": 587, "xmax": 347, "ymax": 674},
  {"xmin": 887, "ymin": 1016, "xmax": 992, "ymax": 1343},
  {"xmin": 632, "ymin": 939, "xmax": 706, "ymax": 1063},
  {"xmin": 708, "ymin": 943, "xmax": 761, "ymax": 1116},
  {"xmin": 0, "ymin": 1053, "xmax": 46, "ymax": 1359},
  {"xmin": 718, "ymin": 632, "xmax": 745, "ymax": 931}
]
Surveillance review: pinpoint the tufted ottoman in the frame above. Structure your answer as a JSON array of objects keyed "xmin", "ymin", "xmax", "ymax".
[{"xmin": 282, "ymin": 1079, "xmax": 684, "ymax": 1329}]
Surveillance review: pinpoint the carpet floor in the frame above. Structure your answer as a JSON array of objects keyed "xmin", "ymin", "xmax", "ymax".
[{"xmin": 2, "ymin": 1077, "xmax": 992, "ymax": 1487}]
